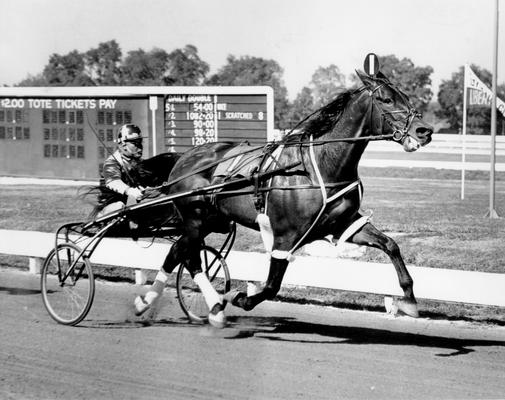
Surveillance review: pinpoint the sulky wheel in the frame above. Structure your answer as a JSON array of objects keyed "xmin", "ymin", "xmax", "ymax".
[{"xmin": 41, "ymin": 243, "xmax": 95, "ymax": 325}]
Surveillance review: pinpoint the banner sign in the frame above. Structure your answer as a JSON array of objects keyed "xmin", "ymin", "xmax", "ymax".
[{"xmin": 464, "ymin": 64, "xmax": 505, "ymax": 116}]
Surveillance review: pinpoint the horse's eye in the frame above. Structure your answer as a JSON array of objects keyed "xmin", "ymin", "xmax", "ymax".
[{"xmin": 383, "ymin": 98, "xmax": 393, "ymax": 105}]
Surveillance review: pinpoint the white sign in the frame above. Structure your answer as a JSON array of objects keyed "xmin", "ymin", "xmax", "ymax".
[{"xmin": 464, "ymin": 64, "xmax": 505, "ymax": 117}]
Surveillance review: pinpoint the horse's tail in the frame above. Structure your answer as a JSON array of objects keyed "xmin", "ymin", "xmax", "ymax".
[
  {"xmin": 77, "ymin": 184, "xmax": 123, "ymax": 220},
  {"xmin": 137, "ymin": 152, "xmax": 181, "ymax": 187}
]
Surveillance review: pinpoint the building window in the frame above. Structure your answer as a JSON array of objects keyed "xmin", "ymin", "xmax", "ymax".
[
  {"xmin": 106, "ymin": 112, "xmax": 113, "ymax": 125},
  {"xmin": 0, "ymin": 110, "xmax": 4, "ymax": 122},
  {"xmin": 68, "ymin": 111, "xmax": 75, "ymax": 124},
  {"xmin": 77, "ymin": 128, "xmax": 84, "ymax": 141},
  {"xmin": 43, "ymin": 110, "xmax": 50, "ymax": 123},
  {"xmin": 98, "ymin": 146, "xmax": 105, "ymax": 159},
  {"xmin": 52, "ymin": 145, "xmax": 59, "ymax": 157},
  {"xmin": 59, "ymin": 110, "xmax": 66, "ymax": 124},
  {"xmin": 23, "ymin": 127, "xmax": 30, "ymax": 140},
  {"xmin": 15, "ymin": 110, "xmax": 22, "ymax": 122},
  {"xmin": 51, "ymin": 111, "xmax": 57, "ymax": 123},
  {"xmin": 51, "ymin": 128, "xmax": 58, "ymax": 140},
  {"xmin": 0, "ymin": 126, "xmax": 5, "ymax": 139},
  {"xmin": 98, "ymin": 111, "xmax": 105, "ymax": 125},
  {"xmin": 60, "ymin": 145, "xmax": 67, "ymax": 158},
  {"xmin": 116, "ymin": 111, "xmax": 123, "ymax": 125},
  {"xmin": 77, "ymin": 146, "xmax": 85, "ymax": 159},
  {"xmin": 7, "ymin": 127, "xmax": 13, "ymax": 139},
  {"xmin": 124, "ymin": 110, "xmax": 132, "ymax": 124},
  {"xmin": 43, "ymin": 128, "xmax": 50, "ymax": 140},
  {"xmin": 15, "ymin": 126, "xmax": 22, "ymax": 139},
  {"xmin": 59, "ymin": 128, "xmax": 66, "ymax": 141},
  {"xmin": 44, "ymin": 144, "xmax": 51, "ymax": 157},
  {"xmin": 76, "ymin": 111, "xmax": 84, "ymax": 124},
  {"xmin": 68, "ymin": 128, "xmax": 76, "ymax": 141},
  {"xmin": 98, "ymin": 129, "xmax": 105, "ymax": 141},
  {"xmin": 106, "ymin": 129, "xmax": 114, "ymax": 142},
  {"xmin": 69, "ymin": 145, "xmax": 76, "ymax": 158}
]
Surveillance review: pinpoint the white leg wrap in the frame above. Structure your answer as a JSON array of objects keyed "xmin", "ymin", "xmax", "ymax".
[
  {"xmin": 144, "ymin": 279, "xmax": 165, "ymax": 304},
  {"xmin": 271, "ymin": 250, "xmax": 295, "ymax": 262},
  {"xmin": 155, "ymin": 270, "xmax": 169, "ymax": 283},
  {"xmin": 193, "ymin": 272, "xmax": 221, "ymax": 310},
  {"xmin": 336, "ymin": 214, "xmax": 372, "ymax": 249},
  {"xmin": 256, "ymin": 213, "xmax": 273, "ymax": 253}
]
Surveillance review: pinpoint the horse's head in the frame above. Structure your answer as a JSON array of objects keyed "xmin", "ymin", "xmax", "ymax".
[{"xmin": 356, "ymin": 70, "xmax": 433, "ymax": 152}]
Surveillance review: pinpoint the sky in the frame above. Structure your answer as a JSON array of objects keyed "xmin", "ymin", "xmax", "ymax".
[{"xmin": 1, "ymin": 0, "xmax": 504, "ymax": 100}]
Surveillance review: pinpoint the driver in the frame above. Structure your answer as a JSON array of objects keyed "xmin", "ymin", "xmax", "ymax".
[{"xmin": 98, "ymin": 123, "xmax": 146, "ymax": 216}]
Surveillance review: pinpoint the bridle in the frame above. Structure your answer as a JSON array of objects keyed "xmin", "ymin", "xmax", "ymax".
[{"xmin": 366, "ymin": 81, "xmax": 422, "ymax": 144}]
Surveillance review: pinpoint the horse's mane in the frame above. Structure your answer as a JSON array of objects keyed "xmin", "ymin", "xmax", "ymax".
[{"xmin": 284, "ymin": 89, "xmax": 354, "ymax": 142}]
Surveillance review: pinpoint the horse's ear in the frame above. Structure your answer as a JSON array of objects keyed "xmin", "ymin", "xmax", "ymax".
[
  {"xmin": 355, "ymin": 69, "xmax": 374, "ymax": 87},
  {"xmin": 376, "ymin": 70, "xmax": 389, "ymax": 81}
]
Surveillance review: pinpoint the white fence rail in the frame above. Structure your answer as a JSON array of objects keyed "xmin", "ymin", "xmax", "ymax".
[
  {"xmin": 367, "ymin": 133, "xmax": 505, "ymax": 155},
  {"xmin": 1, "ymin": 229, "xmax": 504, "ymax": 307},
  {"xmin": 363, "ymin": 133, "xmax": 505, "ymax": 171}
]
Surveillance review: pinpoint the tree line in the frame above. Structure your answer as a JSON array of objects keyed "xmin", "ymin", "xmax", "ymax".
[{"xmin": 14, "ymin": 40, "xmax": 505, "ymax": 133}]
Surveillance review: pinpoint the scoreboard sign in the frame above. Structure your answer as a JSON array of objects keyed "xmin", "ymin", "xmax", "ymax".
[
  {"xmin": 0, "ymin": 86, "xmax": 274, "ymax": 180},
  {"xmin": 163, "ymin": 88, "xmax": 272, "ymax": 153}
]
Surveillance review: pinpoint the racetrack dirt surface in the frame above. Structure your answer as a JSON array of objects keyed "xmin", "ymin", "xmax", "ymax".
[{"xmin": 1, "ymin": 268, "xmax": 505, "ymax": 400}]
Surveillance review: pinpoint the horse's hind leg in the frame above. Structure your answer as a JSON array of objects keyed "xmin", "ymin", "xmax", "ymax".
[
  {"xmin": 135, "ymin": 204, "xmax": 226, "ymax": 327},
  {"xmin": 134, "ymin": 236, "xmax": 187, "ymax": 316},
  {"xmin": 349, "ymin": 222, "xmax": 419, "ymax": 317}
]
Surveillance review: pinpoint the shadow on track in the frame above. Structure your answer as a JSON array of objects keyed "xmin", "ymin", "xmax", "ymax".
[
  {"xmin": 225, "ymin": 316, "xmax": 505, "ymax": 357},
  {"xmin": 0, "ymin": 285, "xmax": 40, "ymax": 296}
]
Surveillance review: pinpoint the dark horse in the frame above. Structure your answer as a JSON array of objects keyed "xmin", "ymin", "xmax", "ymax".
[{"xmin": 135, "ymin": 69, "xmax": 433, "ymax": 328}]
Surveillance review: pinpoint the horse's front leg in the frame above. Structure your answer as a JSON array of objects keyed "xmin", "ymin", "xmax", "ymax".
[
  {"xmin": 226, "ymin": 252, "xmax": 290, "ymax": 311},
  {"xmin": 349, "ymin": 221, "xmax": 419, "ymax": 317}
]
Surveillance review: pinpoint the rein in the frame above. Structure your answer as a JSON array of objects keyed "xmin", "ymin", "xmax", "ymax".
[
  {"xmin": 149, "ymin": 79, "xmax": 418, "ymax": 194},
  {"xmin": 147, "ymin": 133, "xmax": 394, "ymax": 192}
]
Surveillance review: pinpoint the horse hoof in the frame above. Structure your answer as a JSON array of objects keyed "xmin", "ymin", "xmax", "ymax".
[
  {"xmin": 396, "ymin": 299, "xmax": 419, "ymax": 318},
  {"xmin": 223, "ymin": 290, "xmax": 244, "ymax": 306},
  {"xmin": 208, "ymin": 305, "xmax": 227, "ymax": 329},
  {"xmin": 134, "ymin": 295, "xmax": 150, "ymax": 316}
]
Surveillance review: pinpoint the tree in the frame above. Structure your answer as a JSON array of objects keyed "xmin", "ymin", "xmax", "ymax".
[
  {"xmin": 85, "ymin": 40, "xmax": 122, "ymax": 85},
  {"xmin": 16, "ymin": 73, "xmax": 47, "ymax": 87},
  {"xmin": 310, "ymin": 65, "xmax": 346, "ymax": 109},
  {"xmin": 206, "ymin": 55, "xmax": 290, "ymax": 128},
  {"xmin": 286, "ymin": 86, "xmax": 315, "ymax": 129},
  {"xmin": 378, "ymin": 55, "xmax": 433, "ymax": 113},
  {"xmin": 166, "ymin": 44, "xmax": 209, "ymax": 85},
  {"xmin": 42, "ymin": 50, "xmax": 94, "ymax": 86},
  {"xmin": 121, "ymin": 48, "xmax": 170, "ymax": 85},
  {"xmin": 437, "ymin": 64, "xmax": 505, "ymax": 133}
]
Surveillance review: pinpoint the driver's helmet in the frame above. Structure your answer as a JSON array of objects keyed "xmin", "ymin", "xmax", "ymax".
[
  {"xmin": 117, "ymin": 124, "xmax": 145, "ymax": 159},
  {"xmin": 117, "ymin": 124, "xmax": 144, "ymax": 144}
]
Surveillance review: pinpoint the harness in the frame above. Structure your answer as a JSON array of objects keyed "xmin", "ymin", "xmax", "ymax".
[{"xmin": 260, "ymin": 83, "xmax": 422, "ymax": 260}]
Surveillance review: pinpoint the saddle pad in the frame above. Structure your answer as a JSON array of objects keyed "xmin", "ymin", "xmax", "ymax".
[{"xmin": 212, "ymin": 143, "xmax": 263, "ymax": 180}]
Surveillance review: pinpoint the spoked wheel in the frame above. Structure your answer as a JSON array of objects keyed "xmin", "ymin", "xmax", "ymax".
[
  {"xmin": 176, "ymin": 245, "xmax": 230, "ymax": 324},
  {"xmin": 41, "ymin": 243, "xmax": 95, "ymax": 325}
]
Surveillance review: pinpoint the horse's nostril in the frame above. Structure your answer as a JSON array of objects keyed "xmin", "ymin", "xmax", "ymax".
[{"xmin": 416, "ymin": 127, "xmax": 433, "ymax": 137}]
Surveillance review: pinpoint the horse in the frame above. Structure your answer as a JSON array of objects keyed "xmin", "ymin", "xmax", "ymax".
[{"xmin": 134, "ymin": 69, "xmax": 433, "ymax": 328}]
